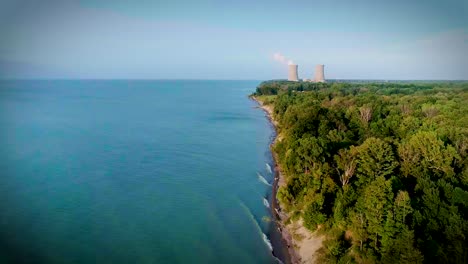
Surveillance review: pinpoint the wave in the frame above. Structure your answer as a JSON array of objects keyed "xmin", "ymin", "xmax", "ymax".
[
  {"xmin": 263, "ymin": 197, "xmax": 270, "ymax": 208},
  {"xmin": 257, "ymin": 173, "xmax": 271, "ymax": 186},
  {"xmin": 274, "ymin": 256, "xmax": 284, "ymax": 264},
  {"xmin": 238, "ymin": 200, "xmax": 273, "ymax": 252},
  {"xmin": 266, "ymin": 163, "xmax": 272, "ymax": 174},
  {"xmin": 262, "ymin": 233, "xmax": 273, "ymax": 251}
]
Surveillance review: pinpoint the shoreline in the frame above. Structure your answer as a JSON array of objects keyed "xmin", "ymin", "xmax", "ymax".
[{"xmin": 252, "ymin": 96, "xmax": 323, "ymax": 264}]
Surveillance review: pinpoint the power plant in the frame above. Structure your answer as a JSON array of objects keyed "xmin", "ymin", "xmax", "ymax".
[
  {"xmin": 286, "ymin": 63, "xmax": 326, "ymax": 82},
  {"xmin": 313, "ymin": 64, "xmax": 325, "ymax": 82},
  {"xmin": 288, "ymin": 64, "xmax": 299, "ymax": 81}
]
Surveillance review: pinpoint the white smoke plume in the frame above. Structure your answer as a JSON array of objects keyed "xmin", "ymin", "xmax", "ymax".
[{"xmin": 273, "ymin": 52, "xmax": 294, "ymax": 65}]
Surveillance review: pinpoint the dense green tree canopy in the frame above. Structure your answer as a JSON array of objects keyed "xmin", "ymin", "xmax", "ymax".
[{"xmin": 254, "ymin": 81, "xmax": 468, "ymax": 263}]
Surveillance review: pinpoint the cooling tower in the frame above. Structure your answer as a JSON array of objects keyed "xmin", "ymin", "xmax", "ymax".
[
  {"xmin": 314, "ymin": 64, "xmax": 325, "ymax": 83},
  {"xmin": 288, "ymin": 64, "xmax": 299, "ymax": 81}
]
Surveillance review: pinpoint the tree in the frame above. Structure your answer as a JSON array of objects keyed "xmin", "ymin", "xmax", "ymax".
[
  {"xmin": 399, "ymin": 131, "xmax": 459, "ymax": 180},
  {"xmin": 334, "ymin": 147, "xmax": 358, "ymax": 187},
  {"xmin": 381, "ymin": 191, "xmax": 418, "ymax": 262},
  {"xmin": 355, "ymin": 138, "xmax": 398, "ymax": 186},
  {"xmin": 359, "ymin": 105, "xmax": 372, "ymax": 125},
  {"xmin": 349, "ymin": 210, "xmax": 368, "ymax": 251},
  {"xmin": 381, "ymin": 229, "xmax": 424, "ymax": 264},
  {"xmin": 360, "ymin": 176, "xmax": 393, "ymax": 249},
  {"xmin": 297, "ymin": 135, "xmax": 325, "ymax": 173},
  {"xmin": 393, "ymin": 191, "xmax": 413, "ymax": 228}
]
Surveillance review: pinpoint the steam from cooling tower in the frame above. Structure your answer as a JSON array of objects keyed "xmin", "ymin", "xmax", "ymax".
[
  {"xmin": 273, "ymin": 53, "xmax": 299, "ymax": 81},
  {"xmin": 273, "ymin": 52, "xmax": 295, "ymax": 65},
  {"xmin": 272, "ymin": 53, "xmax": 326, "ymax": 82}
]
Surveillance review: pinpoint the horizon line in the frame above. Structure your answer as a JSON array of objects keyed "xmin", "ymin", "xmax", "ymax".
[{"xmin": 1, "ymin": 78, "xmax": 467, "ymax": 82}]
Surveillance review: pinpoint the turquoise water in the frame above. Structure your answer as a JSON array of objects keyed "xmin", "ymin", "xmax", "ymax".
[{"xmin": 0, "ymin": 80, "xmax": 283, "ymax": 263}]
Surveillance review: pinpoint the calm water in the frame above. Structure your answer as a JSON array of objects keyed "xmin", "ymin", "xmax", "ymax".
[{"xmin": 0, "ymin": 80, "xmax": 283, "ymax": 263}]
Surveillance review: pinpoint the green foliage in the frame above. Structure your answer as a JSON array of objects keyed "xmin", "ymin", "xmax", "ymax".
[
  {"xmin": 399, "ymin": 131, "xmax": 459, "ymax": 180},
  {"xmin": 381, "ymin": 229, "xmax": 424, "ymax": 264},
  {"xmin": 316, "ymin": 228, "xmax": 350, "ymax": 263},
  {"xmin": 304, "ymin": 200, "xmax": 327, "ymax": 231},
  {"xmin": 354, "ymin": 138, "xmax": 398, "ymax": 185},
  {"xmin": 264, "ymin": 80, "xmax": 468, "ymax": 263}
]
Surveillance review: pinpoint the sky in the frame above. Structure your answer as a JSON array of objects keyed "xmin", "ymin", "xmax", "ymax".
[{"xmin": 0, "ymin": 0, "xmax": 467, "ymax": 80}]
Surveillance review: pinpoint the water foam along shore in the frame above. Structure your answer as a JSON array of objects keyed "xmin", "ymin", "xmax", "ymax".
[
  {"xmin": 238, "ymin": 200, "xmax": 274, "ymax": 252},
  {"xmin": 258, "ymin": 172, "xmax": 272, "ymax": 186},
  {"xmin": 266, "ymin": 163, "xmax": 272, "ymax": 174},
  {"xmin": 239, "ymin": 199, "xmax": 284, "ymax": 264},
  {"xmin": 251, "ymin": 96, "xmax": 323, "ymax": 264},
  {"xmin": 263, "ymin": 197, "xmax": 270, "ymax": 208}
]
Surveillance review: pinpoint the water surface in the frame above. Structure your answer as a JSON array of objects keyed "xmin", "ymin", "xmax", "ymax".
[{"xmin": 0, "ymin": 80, "xmax": 282, "ymax": 263}]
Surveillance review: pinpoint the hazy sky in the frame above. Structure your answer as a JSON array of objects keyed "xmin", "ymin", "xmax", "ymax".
[{"xmin": 0, "ymin": 0, "xmax": 467, "ymax": 79}]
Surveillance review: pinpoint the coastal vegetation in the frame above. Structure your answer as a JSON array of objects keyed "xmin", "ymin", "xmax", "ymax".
[{"xmin": 253, "ymin": 81, "xmax": 468, "ymax": 263}]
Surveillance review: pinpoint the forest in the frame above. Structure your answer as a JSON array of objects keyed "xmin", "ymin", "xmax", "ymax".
[{"xmin": 253, "ymin": 81, "xmax": 468, "ymax": 263}]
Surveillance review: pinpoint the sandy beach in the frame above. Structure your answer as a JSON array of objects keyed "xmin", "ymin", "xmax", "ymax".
[{"xmin": 252, "ymin": 96, "xmax": 324, "ymax": 264}]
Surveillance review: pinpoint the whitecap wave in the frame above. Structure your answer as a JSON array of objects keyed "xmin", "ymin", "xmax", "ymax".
[
  {"xmin": 266, "ymin": 163, "xmax": 272, "ymax": 174},
  {"xmin": 274, "ymin": 256, "xmax": 284, "ymax": 264},
  {"xmin": 257, "ymin": 173, "xmax": 271, "ymax": 186},
  {"xmin": 238, "ymin": 200, "xmax": 274, "ymax": 252},
  {"xmin": 262, "ymin": 233, "xmax": 273, "ymax": 251}
]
